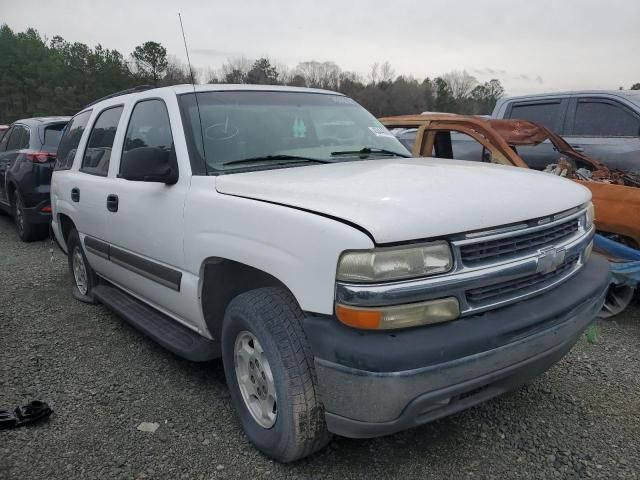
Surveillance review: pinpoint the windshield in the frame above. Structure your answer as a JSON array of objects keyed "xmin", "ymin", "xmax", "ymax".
[{"xmin": 178, "ymin": 91, "xmax": 411, "ymax": 173}]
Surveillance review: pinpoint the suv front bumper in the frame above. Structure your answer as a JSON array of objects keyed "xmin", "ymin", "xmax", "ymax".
[{"xmin": 303, "ymin": 254, "xmax": 610, "ymax": 438}]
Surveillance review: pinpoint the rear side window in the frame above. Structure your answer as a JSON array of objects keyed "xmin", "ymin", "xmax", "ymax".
[
  {"xmin": 81, "ymin": 106, "xmax": 124, "ymax": 176},
  {"xmin": 56, "ymin": 111, "xmax": 92, "ymax": 170},
  {"xmin": 508, "ymin": 102, "xmax": 561, "ymax": 130},
  {"xmin": 6, "ymin": 125, "xmax": 30, "ymax": 151},
  {"xmin": 42, "ymin": 123, "xmax": 66, "ymax": 152},
  {"xmin": 573, "ymin": 100, "xmax": 640, "ymax": 137}
]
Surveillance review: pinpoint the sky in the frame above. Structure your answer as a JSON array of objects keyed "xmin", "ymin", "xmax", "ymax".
[{"xmin": 2, "ymin": 0, "xmax": 639, "ymax": 95}]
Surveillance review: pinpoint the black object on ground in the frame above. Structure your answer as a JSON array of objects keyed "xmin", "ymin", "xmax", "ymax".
[{"xmin": 0, "ymin": 401, "xmax": 53, "ymax": 430}]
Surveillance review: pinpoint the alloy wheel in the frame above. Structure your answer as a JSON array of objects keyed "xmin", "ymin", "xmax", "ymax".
[
  {"xmin": 234, "ymin": 331, "xmax": 277, "ymax": 428},
  {"xmin": 72, "ymin": 247, "xmax": 89, "ymax": 295}
]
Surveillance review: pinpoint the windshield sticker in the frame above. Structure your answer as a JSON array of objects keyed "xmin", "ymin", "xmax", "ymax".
[
  {"xmin": 368, "ymin": 126, "xmax": 394, "ymax": 138},
  {"xmin": 293, "ymin": 118, "xmax": 307, "ymax": 138}
]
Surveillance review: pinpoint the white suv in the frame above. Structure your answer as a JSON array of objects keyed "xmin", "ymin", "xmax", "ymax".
[{"xmin": 51, "ymin": 84, "xmax": 609, "ymax": 462}]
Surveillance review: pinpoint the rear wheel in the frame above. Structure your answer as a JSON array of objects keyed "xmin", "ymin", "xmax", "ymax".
[
  {"xmin": 13, "ymin": 190, "xmax": 46, "ymax": 242},
  {"xmin": 66, "ymin": 229, "xmax": 98, "ymax": 304},
  {"xmin": 222, "ymin": 287, "xmax": 331, "ymax": 462}
]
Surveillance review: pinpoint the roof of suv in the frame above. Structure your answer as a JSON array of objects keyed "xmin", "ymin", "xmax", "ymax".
[
  {"xmin": 14, "ymin": 116, "xmax": 70, "ymax": 125},
  {"xmin": 82, "ymin": 84, "xmax": 344, "ymax": 110},
  {"xmin": 501, "ymin": 90, "xmax": 640, "ymax": 106}
]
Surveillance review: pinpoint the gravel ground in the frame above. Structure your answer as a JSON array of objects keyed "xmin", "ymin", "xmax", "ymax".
[{"xmin": 1, "ymin": 213, "xmax": 639, "ymax": 480}]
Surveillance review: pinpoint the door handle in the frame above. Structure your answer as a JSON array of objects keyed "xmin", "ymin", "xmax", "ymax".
[
  {"xmin": 106, "ymin": 194, "xmax": 119, "ymax": 212},
  {"xmin": 71, "ymin": 188, "xmax": 80, "ymax": 202},
  {"xmin": 570, "ymin": 144, "xmax": 585, "ymax": 153}
]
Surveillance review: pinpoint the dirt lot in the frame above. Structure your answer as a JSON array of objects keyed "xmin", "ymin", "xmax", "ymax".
[{"xmin": 1, "ymin": 214, "xmax": 639, "ymax": 480}]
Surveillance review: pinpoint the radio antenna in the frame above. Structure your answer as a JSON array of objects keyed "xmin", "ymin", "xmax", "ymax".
[{"xmin": 178, "ymin": 12, "xmax": 207, "ymax": 174}]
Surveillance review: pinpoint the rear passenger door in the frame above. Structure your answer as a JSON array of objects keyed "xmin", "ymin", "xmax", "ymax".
[
  {"xmin": 74, "ymin": 105, "xmax": 125, "ymax": 244},
  {"xmin": 564, "ymin": 97, "xmax": 640, "ymax": 171},
  {"xmin": 504, "ymin": 98, "xmax": 569, "ymax": 169}
]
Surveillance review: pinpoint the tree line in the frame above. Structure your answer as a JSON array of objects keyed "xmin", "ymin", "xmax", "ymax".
[{"xmin": 1, "ymin": 24, "xmax": 638, "ymax": 124}]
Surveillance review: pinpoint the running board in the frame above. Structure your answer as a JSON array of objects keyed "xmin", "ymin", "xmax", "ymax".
[{"xmin": 93, "ymin": 283, "xmax": 219, "ymax": 362}]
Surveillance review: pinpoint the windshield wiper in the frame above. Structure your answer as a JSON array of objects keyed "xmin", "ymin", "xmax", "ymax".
[
  {"xmin": 330, "ymin": 147, "xmax": 411, "ymax": 158},
  {"xmin": 222, "ymin": 155, "xmax": 331, "ymax": 167}
]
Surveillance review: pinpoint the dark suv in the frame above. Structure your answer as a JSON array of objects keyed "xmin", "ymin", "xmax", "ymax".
[
  {"xmin": 0, "ymin": 117, "xmax": 69, "ymax": 241},
  {"xmin": 492, "ymin": 90, "xmax": 640, "ymax": 171}
]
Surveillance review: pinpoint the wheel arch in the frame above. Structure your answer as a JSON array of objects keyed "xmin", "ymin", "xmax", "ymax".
[
  {"xmin": 57, "ymin": 213, "xmax": 77, "ymax": 251},
  {"xmin": 199, "ymin": 257, "xmax": 294, "ymax": 341}
]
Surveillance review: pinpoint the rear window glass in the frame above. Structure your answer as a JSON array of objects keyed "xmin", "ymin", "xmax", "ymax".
[
  {"xmin": 509, "ymin": 102, "xmax": 561, "ymax": 130},
  {"xmin": 42, "ymin": 123, "xmax": 66, "ymax": 152},
  {"xmin": 81, "ymin": 106, "xmax": 124, "ymax": 176},
  {"xmin": 56, "ymin": 111, "xmax": 92, "ymax": 171}
]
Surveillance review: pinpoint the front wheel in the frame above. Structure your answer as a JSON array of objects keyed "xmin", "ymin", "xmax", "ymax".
[
  {"xmin": 66, "ymin": 229, "xmax": 98, "ymax": 304},
  {"xmin": 598, "ymin": 283, "xmax": 635, "ymax": 319},
  {"xmin": 222, "ymin": 287, "xmax": 331, "ymax": 462}
]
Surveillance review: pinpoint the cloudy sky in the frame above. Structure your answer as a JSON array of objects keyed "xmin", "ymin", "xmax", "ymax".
[{"xmin": 3, "ymin": 0, "xmax": 639, "ymax": 95}]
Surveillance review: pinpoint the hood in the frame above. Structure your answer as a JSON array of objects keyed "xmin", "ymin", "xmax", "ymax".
[{"xmin": 215, "ymin": 158, "xmax": 591, "ymax": 244}]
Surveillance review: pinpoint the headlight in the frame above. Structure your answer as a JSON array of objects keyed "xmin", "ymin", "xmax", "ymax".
[
  {"xmin": 585, "ymin": 202, "xmax": 595, "ymax": 229},
  {"xmin": 336, "ymin": 241, "xmax": 453, "ymax": 283}
]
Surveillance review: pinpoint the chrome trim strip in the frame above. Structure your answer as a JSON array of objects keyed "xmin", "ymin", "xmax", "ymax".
[
  {"xmin": 336, "ymin": 226, "xmax": 594, "ymax": 316},
  {"xmin": 455, "ymin": 207, "xmax": 586, "ymax": 246}
]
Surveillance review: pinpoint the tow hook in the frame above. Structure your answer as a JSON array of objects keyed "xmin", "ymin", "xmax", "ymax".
[{"xmin": 0, "ymin": 401, "xmax": 53, "ymax": 430}]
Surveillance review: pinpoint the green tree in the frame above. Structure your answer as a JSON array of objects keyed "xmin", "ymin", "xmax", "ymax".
[
  {"xmin": 631, "ymin": 83, "xmax": 640, "ymax": 90},
  {"xmin": 245, "ymin": 58, "xmax": 280, "ymax": 85},
  {"xmin": 131, "ymin": 41, "xmax": 168, "ymax": 85}
]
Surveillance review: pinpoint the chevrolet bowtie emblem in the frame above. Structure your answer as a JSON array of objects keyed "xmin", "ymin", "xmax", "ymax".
[{"xmin": 536, "ymin": 247, "xmax": 566, "ymax": 274}]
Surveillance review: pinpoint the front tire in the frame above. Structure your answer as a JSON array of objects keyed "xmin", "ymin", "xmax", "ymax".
[
  {"xmin": 66, "ymin": 229, "xmax": 98, "ymax": 304},
  {"xmin": 222, "ymin": 287, "xmax": 331, "ymax": 462}
]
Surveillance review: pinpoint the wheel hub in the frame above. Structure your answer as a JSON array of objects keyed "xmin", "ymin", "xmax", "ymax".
[
  {"xmin": 72, "ymin": 247, "xmax": 88, "ymax": 296},
  {"xmin": 234, "ymin": 331, "xmax": 277, "ymax": 428}
]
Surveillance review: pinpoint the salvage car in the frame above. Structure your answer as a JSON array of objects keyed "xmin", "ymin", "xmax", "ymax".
[
  {"xmin": 381, "ymin": 113, "xmax": 639, "ymax": 316},
  {"xmin": 51, "ymin": 85, "xmax": 609, "ymax": 462},
  {"xmin": 0, "ymin": 116, "xmax": 70, "ymax": 241},
  {"xmin": 492, "ymin": 90, "xmax": 640, "ymax": 171}
]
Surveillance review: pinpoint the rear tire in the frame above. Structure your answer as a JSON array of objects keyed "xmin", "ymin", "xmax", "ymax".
[
  {"xmin": 13, "ymin": 190, "xmax": 47, "ymax": 242},
  {"xmin": 66, "ymin": 229, "xmax": 99, "ymax": 304},
  {"xmin": 221, "ymin": 287, "xmax": 331, "ymax": 462}
]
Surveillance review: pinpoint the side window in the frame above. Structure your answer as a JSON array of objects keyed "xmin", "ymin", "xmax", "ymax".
[
  {"xmin": 450, "ymin": 132, "xmax": 487, "ymax": 162},
  {"xmin": 508, "ymin": 102, "xmax": 562, "ymax": 130},
  {"xmin": 120, "ymin": 99, "xmax": 174, "ymax": 173},
  {"xmin": 6, "ymin": 125, "xmax": 30, "ymax": 151},
  {"xmin": 0, "ymin": 127, "xmax": 12, "ymax": 152},
  {"xmin": 56, "ymin": 110, "xmax": 92, "ymax": 170},
  {"xmin": 573, "ymin": 100, "xmax": 640, "ymax": 137},
  {"xmin": 81, "ymin": 106, "xmax": 124, "ymax": 176}
]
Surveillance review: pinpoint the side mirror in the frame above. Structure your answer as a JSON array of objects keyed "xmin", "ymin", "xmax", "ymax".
[{"xmin": 120, "ymin": 147, "xmax": 178, "ymax": 184}]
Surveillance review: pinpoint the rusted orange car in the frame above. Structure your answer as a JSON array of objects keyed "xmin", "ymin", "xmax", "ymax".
[{"xmin": 380, "ymin": 114, "xmax": 640, "ymax": 249}]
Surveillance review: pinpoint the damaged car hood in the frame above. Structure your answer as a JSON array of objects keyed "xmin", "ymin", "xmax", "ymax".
[{"xmin": 215, "ymin": 158, "xmax": 591, "ymax": 244}]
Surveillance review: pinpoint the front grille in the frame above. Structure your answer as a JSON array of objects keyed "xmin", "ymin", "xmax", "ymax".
[
  {"xmin": 466, "ymin": 255, "xmax": 579, "ymax": 305},
  {"xmin": 460, "ymin": 218, "xmax": 579, "ymax": 266}
]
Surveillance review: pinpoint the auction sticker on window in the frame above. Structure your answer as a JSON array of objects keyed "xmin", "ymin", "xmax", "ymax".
[{"xmin": 368, "ymin": 126, "xmax": 395, "ymax": 138}]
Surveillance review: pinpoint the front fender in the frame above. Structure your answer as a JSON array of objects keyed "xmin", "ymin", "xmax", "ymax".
[{"xmin": 184, "ymin": 178, "xmax": 374, "ymax": 315}]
